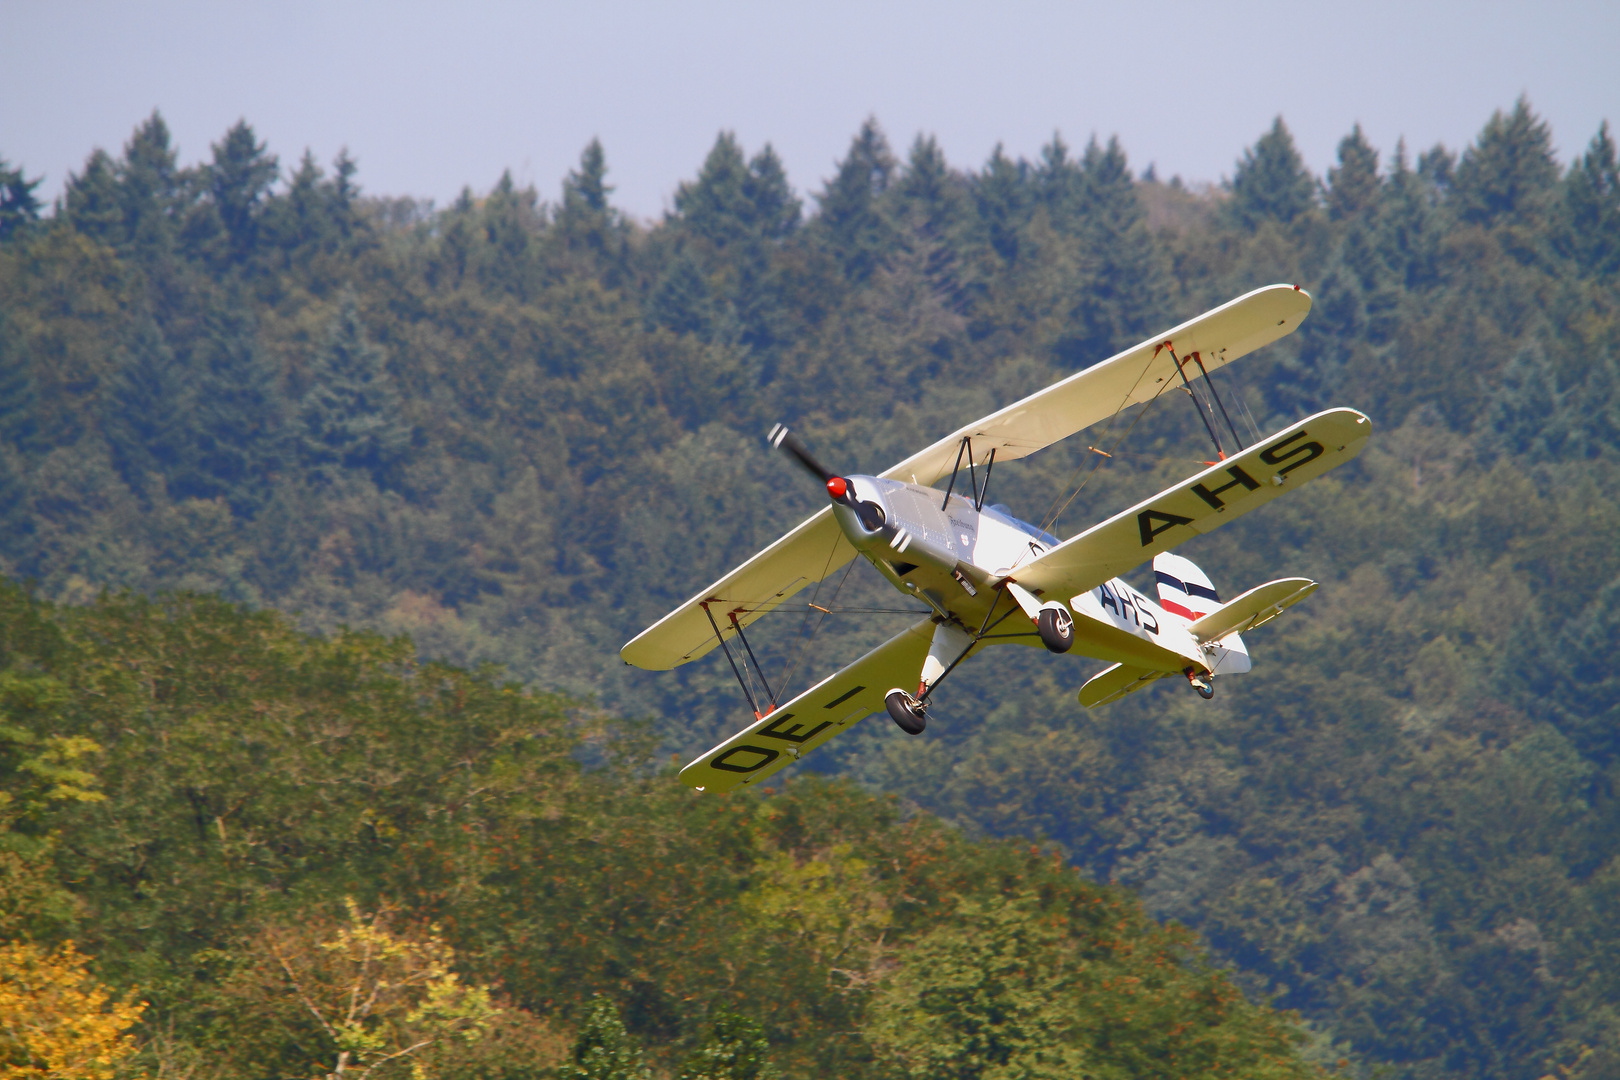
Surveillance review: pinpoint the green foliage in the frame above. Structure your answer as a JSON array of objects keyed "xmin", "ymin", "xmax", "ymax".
[
  {"xmin": 678, "ymin": 1013, "xmax": 776, "ymax": 1080},
  {"xmin": 0, "ymin": 156, "xmax": 42, "ymax": 242},
  {"xmin": 570, "ymin": 997, "xmax": 651, "ymax": 1080}
]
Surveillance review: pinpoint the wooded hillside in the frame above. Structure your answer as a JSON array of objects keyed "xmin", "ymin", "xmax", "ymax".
[{"xmin": 1, "ymin": 98, "xmax": 1618, "ymax": 1077}]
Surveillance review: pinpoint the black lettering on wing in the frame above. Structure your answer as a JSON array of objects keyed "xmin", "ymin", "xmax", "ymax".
[
  {"xmin": 1139, "ymin": 509, "xmax": 1194, "ymax": 546},
  {"xmin": 712, "ymin": 744, "xmax": 780, "ymax": 773},
  {"xmin": 1259, "ymin": 430, "xmax": 1325, "ymax": 475}
]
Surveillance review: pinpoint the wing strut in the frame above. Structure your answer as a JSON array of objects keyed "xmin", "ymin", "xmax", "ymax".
[
  {"xmin": 701, "ymin": 601, "xmax": 777, "ymax": 719},
  {"xmin": 1164, "ymin": 342, "xmax": 1228, "ymax": 459},
  {"xmin": 938, "ymin": 437, "xmax": 998, "ymax": 511}
]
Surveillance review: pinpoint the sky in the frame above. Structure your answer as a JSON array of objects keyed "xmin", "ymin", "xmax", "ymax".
[{"xmin": 4, "ymin": 1, "xmax": 1617, "ymax": 222}]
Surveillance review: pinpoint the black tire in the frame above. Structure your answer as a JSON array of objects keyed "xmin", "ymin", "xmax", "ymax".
[
  {"xmin": 885, "ymin": 689, "xmax": 927, "ymax": 735},
  {"xmin": 1036, "ymin": 606, "xmax": 1074, "ymax": 654},
  {"xmin": 1195, "ymin": 682, "xmax": 1215, "ymax": 700}
]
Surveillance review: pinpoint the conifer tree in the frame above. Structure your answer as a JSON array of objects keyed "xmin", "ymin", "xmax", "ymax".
[
  {"xmin": 677, "ymin": 1013, "xmax": 777, "ymax": 1080},
  {"xmin": 63, "ymin": 149, "xmax": 124, "ymax": 245},
  {"xmin": 676, "ymin": 132, "xmax": 754, "ymax": 250},
  {"xmin": 176, "ymin": 301, "xmax": 287, "ymax": 513},
  {"xmin": 1228, "ymin": 116, "xmax": 1318, "ymax": 227},
  {"xmin": 1452, "ymin": 97, "xmax": 1558, "ymax": 228},
  {"xmin": 816, "ymin": 117, "xmax": 897, "ymax": 281},
  {"xmin": 299, "ymin": 294, "xmax": 408, "ymax": 486},
  {"xmin": 568, "ymin": 996, "xmax": 650, "ymax": 1080},
  {"xmin": 894, "ymin": 134, "xmax": 962, "ymax": 238},
  {"xmin": 0, "ymin": 156, "xmax": 41, "ymax": 243},
  {"xmin": 1034, "ymin": 132, "xmax": 1085, "ymax": 227},
  {"xmin": 1377, "ymin": 140, "xmax": 1443, "ymax": 288},
  {"xmin": 1476, "ymin": 340, "xmax": 1571, "ymax": 464},
  {"xmin": 557, "ymin": 138, "xmax": 626, "ymax": 277},
  {"xmin": 1066, "ymin": 136, "xmax": 1167, "ymax": 358},
  {"xmin": 974, "ymin": 144, "xmax": 1027, "ymax": 263},
  {"xmin": 118, "ymin": 110, "xmax": 181, "ymax": 258},
  {"xmin": 1327, "ymin": 124, "xmax": 1381, "ymax": 221},
  {"xmin": 1557, "ymin": 122, "xmax": 1620, "ymax": 277},
  {"xmin": 102, "ymin": 315, "xmax": 190, "ymax": 496},
  {"xmin": 743, "ymin": 144, "xmax": 800, "ymax": 241},
  {"xmin": 0, "ymin": 310, "xmax": 39, "ymax": 455},
  {"xmin": 206, "ymin": 119, "xmax": 279, "ymax": 262}
]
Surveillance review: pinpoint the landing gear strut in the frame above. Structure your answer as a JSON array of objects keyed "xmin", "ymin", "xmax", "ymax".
[
  {"xmin": 885, "ymin": 689, "xmax": 927, "ymax": 735},
  {"xmin": 1185, "ymin": 669, "xmax": 1215, "ymax": 699}
]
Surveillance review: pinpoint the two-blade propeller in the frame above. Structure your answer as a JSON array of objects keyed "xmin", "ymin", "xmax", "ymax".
[
  {"xmin": 769, "ymin": 423, "xmax": 886, "ymax": 531},
  {"xmin": 769, "ymin": 423, "xmax": 848, "ymax": 500}
]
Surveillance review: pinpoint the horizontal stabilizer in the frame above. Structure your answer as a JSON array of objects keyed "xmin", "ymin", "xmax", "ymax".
[
  {"xmin": 1187, "ymin": 578, "xmax": 1317, "ymax": 644},
  {"xmin": 1078, "ymin": 663, "xmax": 1170, "ymax": 708}
]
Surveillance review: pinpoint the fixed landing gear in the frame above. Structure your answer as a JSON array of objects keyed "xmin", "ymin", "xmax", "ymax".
[
  {"xmin": 885, "ymin": 689, "xmax": 927, "ymax": 735},
  {"xmin": 1185, "ymin": 669, "xmax": 1215, "ymax": 699},
  {"xmin": 1036, "ymin": 605, "xmax": 1074, "ymax": 654}
]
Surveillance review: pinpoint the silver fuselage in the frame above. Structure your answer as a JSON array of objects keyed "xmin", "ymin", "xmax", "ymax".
[{"xmin": 832, "ymin": 475, "xmax": 1215, "ymax": 673}]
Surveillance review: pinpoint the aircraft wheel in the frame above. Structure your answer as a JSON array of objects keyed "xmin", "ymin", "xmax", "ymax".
[
  {"xmin": 1036, "ymin": 606, "xmax": 1074, "ymax": 654},
  {"xmin": 1195, "ymin": 682, "xmax": 1215, "ymax": 699},
  {"xmin": 885, "ymin": 689, "xmax": 927, "ymax": 735}
]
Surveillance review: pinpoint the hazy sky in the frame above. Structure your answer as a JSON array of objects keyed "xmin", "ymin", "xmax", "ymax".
[{"xmin": 4, "ymin": 1, "xmax": 1617, "ymax": 221}]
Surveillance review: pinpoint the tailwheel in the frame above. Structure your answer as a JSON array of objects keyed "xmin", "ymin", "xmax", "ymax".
[
  {"xmin": 1185, "ymin": 669, "xmax": 1215, "ymax": 699},
  {"xmin": 885, "ymin": 688, "xmax": 927, "ymax": 735},
  {"xmin": 1036, "ymin": 605, "xmax": 1074, "ymax": 654}
]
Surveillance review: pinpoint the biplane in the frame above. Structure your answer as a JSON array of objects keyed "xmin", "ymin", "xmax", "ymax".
[{"xmin": 622, "ymin": 284, "xmax": 1371, "ymax": 792}]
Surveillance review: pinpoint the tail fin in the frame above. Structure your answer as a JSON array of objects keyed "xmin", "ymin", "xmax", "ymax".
[
  {"xmin": 1153, "ymin": 552, "xmax": 1221, "ymax": 623},
  {"xmin": 1152, "ymin": 552, "xmax": 1251, "ymax": 676}
]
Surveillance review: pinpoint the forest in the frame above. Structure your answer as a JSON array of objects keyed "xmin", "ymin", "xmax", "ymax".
[{"xmin": 0, "ymin": 96, "xmax": 1617, "ymax": 1078}]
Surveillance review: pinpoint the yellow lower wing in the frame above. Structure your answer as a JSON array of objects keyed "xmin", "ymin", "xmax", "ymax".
[{"xmin": 679, "ymin": 618, "xmax": 939, "ymax": 793}]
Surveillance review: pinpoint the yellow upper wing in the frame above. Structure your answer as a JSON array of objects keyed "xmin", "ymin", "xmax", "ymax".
[{"xmin": 881, "ymin": 284, "xmax": 1313, "ymax": 486}]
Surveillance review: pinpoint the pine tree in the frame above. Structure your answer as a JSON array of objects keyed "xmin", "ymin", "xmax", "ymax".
[
  {"xmin": 0, "ymin": 310, "xmax": 40, "ymax": 454},
  {"xmin": 568, "ymin": 996, "xmax": 650, "ymax": 1080},
  {"xmin": 119, "ymin": 110, "xmax": 181, "ymax": 259},
  {"xmin": 1378, "ymin": 140, "xmax": 1444, "ymax": 288},
  {"xmin": 677, "ymin": 1013, "xmax": 777, "ymax": 1080},
  {"xmin": 1327, "ymin": 124, "xmax": 1381, "ymax": 221},
  {"xmin": 1476, "ymin": 340, "xmax": 1571, "ymax": 464},
  {"xmin": 743, "ymin": 144, "xmax": 800, "ymax": 241},
  {"xmin": 0, "ymin": 156, "xmax": 42, "ymax": 243},
  {"xmin": 973, "ymin": 144, "xmax": 1028, "ymax": 263},
  {"xmin": 1557, "ymin": 122, "xmax": 1620, "ymax": 277},
  {"xmin": 1034, "ymin": 132, "xmax": 1084, "ymax": 228},
  {"xmin": 299, "ymin": 294, "xmax": 408, "ymax": 486},
  {"xmin": 1228, "ymin": 116, "xmax": 1318, "ymax": 227},
  {"xmin": 816, "ymin": 117, "xmax": 897, "ymax": 281},
  {"xmin": 676, "ymin": 132, "xmax": 753, "ymax": 249},
  {"xmin": 894, "ymin": 134, "xmax": 963, "ymax": 237},
  {"xmin": 207, "ymin": 119, "xmax": 279, "ymax": 263},
  {"xmin": 102, "ymin": 315, "xmax": 190, "ymax": 496},
  {"xmin": 176, "ymin": 300, "xmax": 287, "ymax": 513},
  {"xmin": 1064, "ymin": 136, "xmax": 1167, "ymax": 359},
  {"xmin": 557, "ymin": 138, "xmax": 626, "ymax": 277},
  {"xmin": 1452, "ymin": 97, "xmax": 1558, "ymax": 228},
  {"xmin": 63, "ymin": 149, "xmax": 125, "ymax": 245}
]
